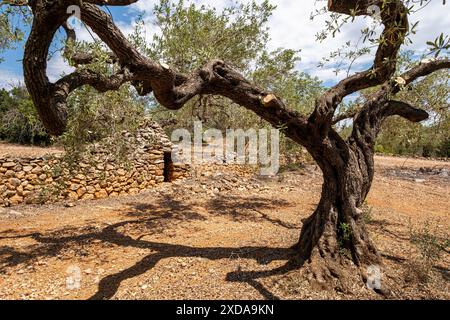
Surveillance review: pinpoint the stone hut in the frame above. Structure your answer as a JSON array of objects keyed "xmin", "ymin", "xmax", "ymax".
[{"xmin": 0, "ymin": 121, "xmax": 189, "ymax": 207}]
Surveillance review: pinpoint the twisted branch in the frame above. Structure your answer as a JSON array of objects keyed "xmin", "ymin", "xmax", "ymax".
[{"xmin": 310, "ymin": 0, "xmax": 409, "ymax": 132}]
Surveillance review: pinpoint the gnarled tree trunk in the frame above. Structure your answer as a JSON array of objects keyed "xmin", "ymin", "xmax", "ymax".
[{"xmin": 296, "ymin": 132, "xmax": 379, "ymax": 287}]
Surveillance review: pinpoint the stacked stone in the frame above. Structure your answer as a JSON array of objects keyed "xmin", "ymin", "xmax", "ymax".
[
  {"xmin": 0, "ymin": 121, "xmax": 190, "ymax": 207},
  {"xmin": 0, "ymin": 156, "xmax": 55, "ymax": 206}
]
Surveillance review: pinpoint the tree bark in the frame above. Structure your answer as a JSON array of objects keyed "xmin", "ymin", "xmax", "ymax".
[{"xmin": 294, "ymin": 129, "xmax": 380, "ymax": 288}]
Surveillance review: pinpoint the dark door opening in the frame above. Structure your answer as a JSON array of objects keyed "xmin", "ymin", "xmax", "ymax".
[{"xmin": 163, "ymin": 152, "xmax": 175, "ymax": 182}]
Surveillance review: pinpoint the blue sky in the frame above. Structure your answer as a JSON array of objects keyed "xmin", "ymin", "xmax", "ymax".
[{"xmin": 1, "ymin": 0, "xmax": 449, "ymax": 90}]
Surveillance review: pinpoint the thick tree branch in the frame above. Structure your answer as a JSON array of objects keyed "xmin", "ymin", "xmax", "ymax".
[
  {"xmin": 23, "ymin": 2, "xmax": 69, "ymax": 135},
  {"xmin": 48, "ymin": 68, "xmax": 136, "ymax": 129},
  {"xmin": 392, "ymin": 58, "xmax": 450, "ymax": 93},
  {"xmin": 2, "ymin": 0, "xmax": 140, "ymax": 5},
  {"xmin": 310, "ymin": 0, "xmax": 408, "ymax": 131},
  {"xmin": 55, "ymin": 68, "xmax": 134, "ymax": 94},
  {"xmin": 352, "ymin": 57, "xmax": 449, "ymax": 136},
  {"xmin": 383, "ymin": 100, "xmax": 429, "ymax": 122},
  {"xmin": 85, "ymin": 0, "xmax": 139, "ymax": 6},
  {"xmin": 80, "ymin": 3, "xmax": 146, "ymax": 64}
]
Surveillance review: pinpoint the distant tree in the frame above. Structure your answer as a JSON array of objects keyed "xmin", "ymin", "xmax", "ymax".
[
  {"xmin": 0, "ymin": 86, "xmax": 49, "ymax": 145},
  {"xmin": 131, "ymin": 0, "xmax": 323, "ymax": 132}
]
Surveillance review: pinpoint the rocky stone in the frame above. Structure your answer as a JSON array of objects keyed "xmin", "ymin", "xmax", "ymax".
[
  {"xmin": 81, "ymin": 194, "xmax": 95, "ymax": 201},
  {"xmin": 5, "ymin": 170, "xmax": 15, "ymax": 178},
  {"xmin": 128, "ymin": 188, "xmax": 140, "ymax": 195},
  {"xmin": 70, "ymin": 184, "xmax": 80, "ymax": 191},
  {"xmin": 16, "ymin": 172, "xmax": 26, "ymax": 179},
  {"xmin": 31, "ymin": 166, "xmax": 42, "ymax": 174},
  {"xmin": 77, "ymin": 187, "xmax": 87, "ymax": 197},
  {"xmin": 68, "ymin": 192, "xmax": 79, "ymax": 200},
  {"xmin": 4, "ymin": 190, "xmax": 16, "ymax": 198},
  {"xmin": 9, "ymin": 195, "xmax": 24, "ymax": 205},
  {"xmin": 9, "ymin": 178, "xmax": 21, "ymax": 188},
  {"xmin": 23, "ymin": 166, "xmax": 33, "ymax": 172},
  {"xmin": 2, "ymin": 162, "xmax": 16, "ymax": 168},
  {"xmin": 95, "ymin": 190, "xmax": 108, "ymax": 199}
]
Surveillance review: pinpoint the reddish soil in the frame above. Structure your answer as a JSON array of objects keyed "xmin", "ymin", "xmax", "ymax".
[
  {"xmin": 0, "ymin": 142, "xmax": 63, "ymax": 158},
  {"xmin": 0, "ymin": 145, "xmax": 448, "ymax": 300}
]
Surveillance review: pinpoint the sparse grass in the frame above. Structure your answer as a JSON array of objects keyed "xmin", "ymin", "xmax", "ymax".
[
  {"xmin": 361, "ymin": 201, "xmax": 374, "ymax": 224},
  {"xmin": 406, "ymin": 219, "xmax": 449, "ymax": 284}
]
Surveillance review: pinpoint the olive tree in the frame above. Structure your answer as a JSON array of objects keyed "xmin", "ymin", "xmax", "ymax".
[{"xmin": 6, "ymin": 0, "xmax": 450, "ymax": 289}]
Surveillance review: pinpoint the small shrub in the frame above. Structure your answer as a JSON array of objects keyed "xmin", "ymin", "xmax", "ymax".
[
  {"xmin": 338, "ymin": 222, "xmax": 353, "ymax": 259},
  {"xmin": 406, "ymin": 219, "xmax": 449, "ymax": 283}
]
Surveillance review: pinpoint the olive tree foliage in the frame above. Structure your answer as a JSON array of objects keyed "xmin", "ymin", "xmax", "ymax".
[
  {"xmin": 0, "ymin": 4, "xmax": 31, "ymax": 62},
  {"xmin": 60, "ymin": 40, "xmax": 146, "ymax": 159},
  {"xmin": 129, "ymin": 0, "xmax": 323, "ymax": 134},
  {"xmin": 376, "ymin": 52, "xmax": 449, "ymax": 157}
]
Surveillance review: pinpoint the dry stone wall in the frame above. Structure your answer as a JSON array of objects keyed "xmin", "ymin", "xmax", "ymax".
[{"xmin": 0, "ymin": 122, "xmax": 189, "ymax": 207}]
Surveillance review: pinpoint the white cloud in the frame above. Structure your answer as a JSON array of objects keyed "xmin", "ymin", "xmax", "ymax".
[
  {"xmin": 47, "ymin": 54, "xmax": 76, "ymax": 82},
  {"xmin": 0, "ymin": 54, "xmax": 75, "ymax": 88},
  {"xmin": 0, "ymin": 69, "xmax": 24, "ymax": 89}
]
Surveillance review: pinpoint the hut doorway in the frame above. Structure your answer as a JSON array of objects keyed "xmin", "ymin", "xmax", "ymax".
[{"xmin": 163, "ymin": 152, "xmax": 175, "ymax": 182}]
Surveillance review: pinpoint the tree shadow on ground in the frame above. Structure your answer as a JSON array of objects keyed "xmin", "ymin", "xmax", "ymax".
[
  {"xmin": 0, "ymin": 194, "xmax": 302, "ymax": 300},
  {"xmin": 382, "ymin": 253, "xmax": 450, "ymax": 282},
  {"xmin": 207, "ymin": 194, "xmax": 299, "ymax": 229}
]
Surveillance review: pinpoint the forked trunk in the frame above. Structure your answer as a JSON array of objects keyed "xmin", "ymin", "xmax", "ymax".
[{"xmin": 295, "ymin": 135, "xmax": 381, "ymax": 288}]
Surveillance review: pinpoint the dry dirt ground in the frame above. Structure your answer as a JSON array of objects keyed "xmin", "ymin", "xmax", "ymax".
[
  {"xmin": 0, "ymin": 145, "xmax": 448, "ymax": 300},
  {"xmin": 0, "ymin": 142, "xmax": 63, "ymax": 158}
]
